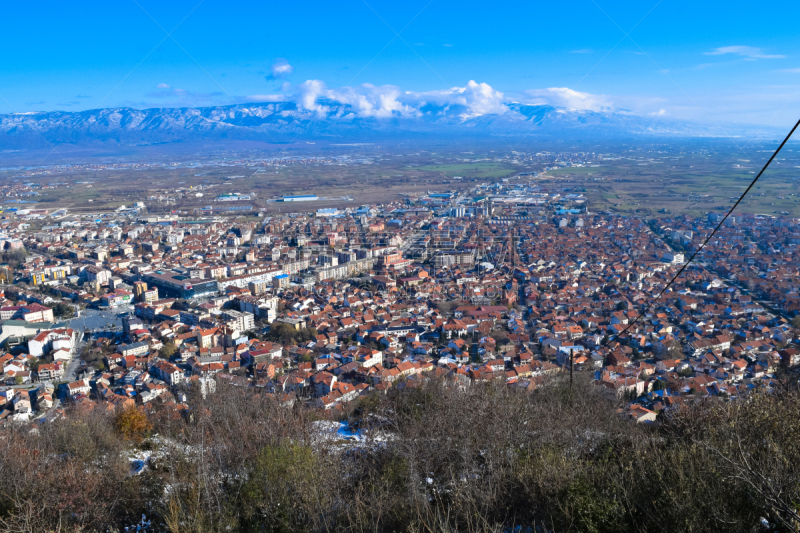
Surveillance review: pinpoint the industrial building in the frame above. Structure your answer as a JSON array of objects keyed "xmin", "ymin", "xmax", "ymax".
[
  {"xmin": 143, "ymin": 271, "xmax": 219, "ymax": 299},
  {"xmin": 282, "ymin": 195, "xmax": 318, "ymax": 202}
]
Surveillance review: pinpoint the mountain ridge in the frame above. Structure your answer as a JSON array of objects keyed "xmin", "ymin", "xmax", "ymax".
[{"xmin": 0, "ymin": 101, "xmax": 784, "ymax": 149}]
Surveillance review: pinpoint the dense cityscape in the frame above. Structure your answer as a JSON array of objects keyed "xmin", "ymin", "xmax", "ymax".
[
  {"xmin": 0, "ymin": 174, "xmax": 797, "ymax": 425},
  {"xmin": 4, "ymin": 0, "xmax": 800, "ymax": 527}
]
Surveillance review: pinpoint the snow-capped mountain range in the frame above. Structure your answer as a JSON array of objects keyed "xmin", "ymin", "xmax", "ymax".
[{"xmin": 0, "ymin": 100, "xmax": 782, "ymax": 149}]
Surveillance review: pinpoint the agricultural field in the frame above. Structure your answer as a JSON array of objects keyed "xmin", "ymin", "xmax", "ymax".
[
  {"xmin": 541, "ymin": 148, "xmax": 800, "ymax": 217},
  {"xmin": 1, "ymin": 140, "xmax": 799, "ymax": 217},
  {"xmin": 404, "ymin": 161, "xmax": 518, "ymax": 179}
]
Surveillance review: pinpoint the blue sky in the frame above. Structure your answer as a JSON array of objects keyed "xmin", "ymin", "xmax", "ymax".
[{"xmin": 1, "ymin": 0, "xmax": 799, "ymax": 126}]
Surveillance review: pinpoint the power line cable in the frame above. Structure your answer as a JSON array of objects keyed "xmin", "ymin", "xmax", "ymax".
[{"xmin": 597, "ymin": 117, "xmax": 800, "ymax": 355}]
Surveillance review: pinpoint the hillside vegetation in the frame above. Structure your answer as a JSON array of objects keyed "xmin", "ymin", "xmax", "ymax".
[{"xmin": 1, "ymin": 375, "xmax": 799, "ymax": 532}]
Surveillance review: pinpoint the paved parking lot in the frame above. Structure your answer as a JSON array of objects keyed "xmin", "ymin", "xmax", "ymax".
[{"xmin": 68, "ymin": 305, "xmax": 135, "ymax": 333}]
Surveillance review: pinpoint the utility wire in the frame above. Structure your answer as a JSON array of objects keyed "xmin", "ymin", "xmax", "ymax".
[{"xmin": 597, "ymin": 117, "xmax": 800, "ymax": 356}]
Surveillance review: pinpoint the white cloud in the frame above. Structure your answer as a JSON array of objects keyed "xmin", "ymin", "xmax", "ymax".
[
  {"xmin": 328, "ymin": 84, "xmax": 415, "ymax": 118},
  {"xmin": 570, "ymin": 49, "xmax": 593, "ymax": 54},
  {"xmin": 142, "ymin": 79, "xmax": 669, "ymax": 121},
  {"xmin": 295, "ymin": 79, "xmax": 330, "ymax": 114},
  {"xmin": 290, "ymin": 80, "xmax": 506, "ymax": 119},
  {"xmin": 521, "ymin": 87, "xmax": 613, "ymax": 112},
  {"xmin": 294, "ymin": 81, "xmax": 417, "ymax": 118},
  {"xmin": 406, "ymin": 81, "xmax": 507, "ymax": 117},
  {"xmin": 458, "ymin": 81, "xmax": 507, "ymax": 115},
  {"xmin": 779, "ymin": 68, "xmax": 800, "ymax": 73},
  {"xmin": 267, "ymin": 59, "xmax": 294, "ymax": 80},
  {"xmin": 252, "ymin": 80, "xmax": 671, "ymax": 121},
  {"xmin": 156, "ymin": 83, "xmax": 170, "ymax": 89},
  {"xmin": 705, "ymin": 46, "xmax": 785, "ymax": 59}
]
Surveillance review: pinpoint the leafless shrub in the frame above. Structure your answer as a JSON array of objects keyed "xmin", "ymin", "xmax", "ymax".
[{"xmin": 0, "ymin": 376, "xmax": 795, "ymax": 532}]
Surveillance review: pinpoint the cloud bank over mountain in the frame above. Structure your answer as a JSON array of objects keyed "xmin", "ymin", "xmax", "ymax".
[
  {"xmin": 520, "ymin": 88, "xmax": 614, "ymax": 113},
  {"xmin": 0, "ymin": 79, "xmax": 784, "ymax": 149},
  {"xmin": 257, "ymin": 80, "xmax": 605, "ymax": 119},
  {"xmin": 254, "ymin": 79, "xmax": 510, "ymax": 119}
]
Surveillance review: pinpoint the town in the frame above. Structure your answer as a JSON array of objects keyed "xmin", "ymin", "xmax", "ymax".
[
  {"xmin": 5, "ymin": 1, "xmax": 800, "ymax": 527},
  {"xmin": 0, "ymin": 173, "xmax": 796, "ymax": 426}
]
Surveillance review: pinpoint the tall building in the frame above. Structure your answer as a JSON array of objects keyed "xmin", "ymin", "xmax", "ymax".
[
  {"xmin": 132, "ymin": 281, "xmax": 147, "ymax": 302},
  {"xmin": 273, "ymin": 274, "xmax": 290, "ymax": 289}
]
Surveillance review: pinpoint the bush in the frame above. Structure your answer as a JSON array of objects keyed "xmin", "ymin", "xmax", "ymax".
[
  {"xmin": 238, "ymin": 443, "xmax": 321, "ymax": 532},
  {"xmin": 0, "ymin": 376, "xmax": 797, "ymax": 532}
]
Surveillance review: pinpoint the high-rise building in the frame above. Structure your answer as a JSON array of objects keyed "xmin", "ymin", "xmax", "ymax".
[{"xmin": 132, "ymin": 281, "xmax": 148, "ymax": 302}]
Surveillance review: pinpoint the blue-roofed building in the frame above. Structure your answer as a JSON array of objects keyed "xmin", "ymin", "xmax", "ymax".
[{"xmin": 282, "ymin": 195, "xmax": 318, "ymax": 202}]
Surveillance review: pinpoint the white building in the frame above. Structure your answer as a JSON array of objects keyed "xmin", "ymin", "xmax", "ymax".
[{"xmin": 663, "ymin": 251, "xmax": 685, "ymax": 264}]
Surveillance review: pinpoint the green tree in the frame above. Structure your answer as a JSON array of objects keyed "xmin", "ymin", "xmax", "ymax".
[
  {"xmin": 51, "ymin": 302, "xmax": 75, "ymax": 319},
  {"xmin": 265, "ymin": 323, "xmax": 318, "ymax": 345},
  {"xmin": 652, "ymin": 378, "xmax": 668, "ymax": 391}
]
